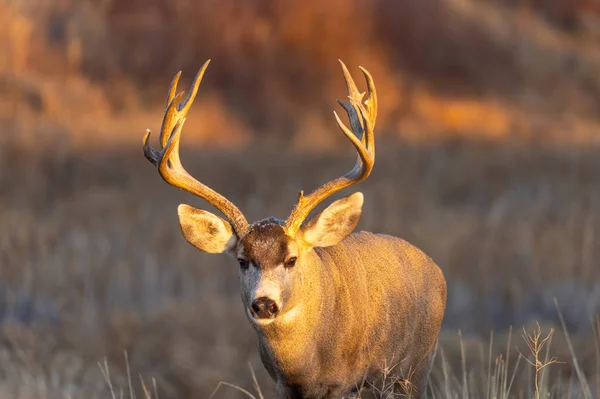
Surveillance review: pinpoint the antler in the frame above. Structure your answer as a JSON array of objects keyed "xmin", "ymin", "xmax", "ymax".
[
  {"xmin": 143, "ymin": 60, "xmax": 249, "ymax": 236},
  {"xmin": 285, "ymin": 60, "xmax": 377, "ymax": 235}
]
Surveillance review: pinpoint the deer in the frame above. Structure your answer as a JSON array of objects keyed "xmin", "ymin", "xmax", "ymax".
[{"xmin": 142, "ymin": 60, "xmax": 447, "ymax": 399}]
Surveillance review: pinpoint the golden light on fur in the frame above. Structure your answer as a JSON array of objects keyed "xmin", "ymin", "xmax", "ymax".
[{"xmin": 142, "ymin": 60, "xmax": 447, "ymax": 398}]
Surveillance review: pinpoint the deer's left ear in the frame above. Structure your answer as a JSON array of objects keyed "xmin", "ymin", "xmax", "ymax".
[{"xmin": 300, "ymin": 192, "xmax": 363, "ymax": 248}]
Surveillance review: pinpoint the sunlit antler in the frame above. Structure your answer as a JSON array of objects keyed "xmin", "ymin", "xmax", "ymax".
[
  {"xmin": 143, "ymin": 60, "xmax": 249, "ymax": 236},
  {"xmin": 285, "ymin": 60, "xmax": 377, "ymax": 235}
]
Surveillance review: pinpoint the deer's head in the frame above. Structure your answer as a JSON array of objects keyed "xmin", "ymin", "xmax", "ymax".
[{"xmin": 143, "ymin": 60, "xmax": 376, "ymax": 326}]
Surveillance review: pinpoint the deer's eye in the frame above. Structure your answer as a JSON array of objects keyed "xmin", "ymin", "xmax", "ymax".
[
  {"xmin": 284, "ymin": 257, "xmax": 297, "ymax": 268},
  {"xmin": 238, "ymin": 258, "xmax": 249, "ymax": 270}
]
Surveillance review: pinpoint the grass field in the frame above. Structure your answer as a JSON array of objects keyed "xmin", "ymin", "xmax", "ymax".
[
  {"xmin": 3, "ymin": 0, "xmax": 600, "ymax": 397},
  {"xmin": 0, "ymin": 138, "xmax": 598, "ymax": 398}
]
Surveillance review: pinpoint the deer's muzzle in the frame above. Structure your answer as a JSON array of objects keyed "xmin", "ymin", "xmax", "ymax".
[{"xmin": 250, "ymin": 297, "xmax": 279, "ymax": 319}]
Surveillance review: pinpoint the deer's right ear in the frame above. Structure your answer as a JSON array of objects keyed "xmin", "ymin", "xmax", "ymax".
[{"xmin": 177, "ymin": 204, "xmax": 237, "ymax": 254}]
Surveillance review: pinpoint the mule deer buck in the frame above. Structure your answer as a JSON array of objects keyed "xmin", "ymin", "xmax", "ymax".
[{"xmin": 143, "ymin": 60, "xmax": 446, "ymax": 398}]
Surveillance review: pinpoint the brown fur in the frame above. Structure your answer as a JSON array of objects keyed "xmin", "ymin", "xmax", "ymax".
[
  {"xmin": 149, "ymin": 62, "xmax": 446, "ymax": 398},
  {"xmin": 242, "ymin": 220, "xmax": 290, "ymax": 269},
  {"xmin": 236, "ymin": 221, "xmax": 446, "ymax": 399}
]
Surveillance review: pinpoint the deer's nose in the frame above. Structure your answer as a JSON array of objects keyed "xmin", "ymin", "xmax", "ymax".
[{"xmin": 250, "ymin": 297, "xmax": 279, "ymax": 319}]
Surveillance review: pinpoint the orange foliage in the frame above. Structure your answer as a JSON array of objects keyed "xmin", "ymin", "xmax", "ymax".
[{"xmin": 2, "ymin": 0, "xmax": 600, "ymax": 146}]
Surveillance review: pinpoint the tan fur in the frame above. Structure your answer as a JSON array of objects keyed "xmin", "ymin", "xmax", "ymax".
[
  {"xmin": 301, "ymin": 192, "xmax": 363, "ymax": 247},
  {"xmin": 144, "ymin": 61, "xmax": 446, "ymax": 398},
  {"xmin": 230, "ymin": 196, "xmax": 447, "ymax": 399},
  {"xmin": 177, "ymin": 204, "xmax": 235, "ymax": 253}
]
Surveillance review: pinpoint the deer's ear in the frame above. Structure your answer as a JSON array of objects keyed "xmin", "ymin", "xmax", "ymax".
[
  {"xmin": 177, "ymin": 204, "xmax": 237, "ymax": 254},
  {"xmin": 300, "ymin": 192, "xmax": 363, "ymax": 248}
]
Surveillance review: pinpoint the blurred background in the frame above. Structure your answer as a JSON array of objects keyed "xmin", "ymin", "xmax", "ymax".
[{"xmin": 1, "ymin": 0, "xmax": 600, "ymax": 397}]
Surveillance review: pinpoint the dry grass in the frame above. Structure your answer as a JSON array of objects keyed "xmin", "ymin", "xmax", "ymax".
[{"xmin": 0, "ymin": 138, "xmax": 598, "ymax": 397}]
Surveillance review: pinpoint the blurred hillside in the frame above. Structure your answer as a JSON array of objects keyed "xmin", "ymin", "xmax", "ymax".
[{"xmin": 3, "ymin": 0, "xmax": 600, "ymax": 147}]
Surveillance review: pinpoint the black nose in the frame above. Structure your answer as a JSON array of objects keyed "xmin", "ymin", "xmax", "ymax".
[{"xmin": 250, "ymin": 297, "xmax": 279, "ymax": 319}]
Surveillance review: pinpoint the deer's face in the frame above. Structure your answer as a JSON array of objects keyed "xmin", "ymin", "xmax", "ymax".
[
  {"xmin": 235, "ymin": 219, "xmax": 303, "ymax": 325},
  {"xmin": 176, "ymin": 192, "xmax": 364, "ymax": 326}
]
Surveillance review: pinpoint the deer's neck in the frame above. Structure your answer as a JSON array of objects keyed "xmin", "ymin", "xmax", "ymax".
[{"xmin": 254, "ymin": 249, "xmax": 327, "ymax": 378}]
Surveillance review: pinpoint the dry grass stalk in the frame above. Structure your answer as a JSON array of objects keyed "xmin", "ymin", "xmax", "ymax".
[{"xmin": 518, "ymin": 322, "xmax": 561, "ymax": 398}]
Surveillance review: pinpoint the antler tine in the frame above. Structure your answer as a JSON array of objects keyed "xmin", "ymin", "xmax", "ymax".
[
  {"xmin": 179, "ymin": 63, "xmax": 208, "ymax": 115},
  {"xmin": 339, "ymin": 60, "xmax": 364, "ymax": 105},
  {"xmin": 159, "ymin": 91, "xmax": 185, "ymax": 147},
  {"xmin": 158, "ymin": 61, "xmax": 209, "ymax": 147},
  {"xmin": 143, "ymin": 61, "xmax": 250, "ymax": 236},
  {"xmin": 333, "ymin": 108, "xmax": 371, "ymax": 167},
  {"xmin": 359, "ymin": 66, "xmax": 377, "ymax": 133},
  {"xmin": 143, "ymin": 129, "xmax": 160, "ymax": 166},
  {"xmin": 285, "ymin": 61, "xmax": 377, "ymax": 235},
  {"xmin": 166, "ymin": 71, "xmax": 182, "ymax": 109},
  {"xmin": 338, "ymin": 60, "xmax": 367, "ymax": 145}
]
